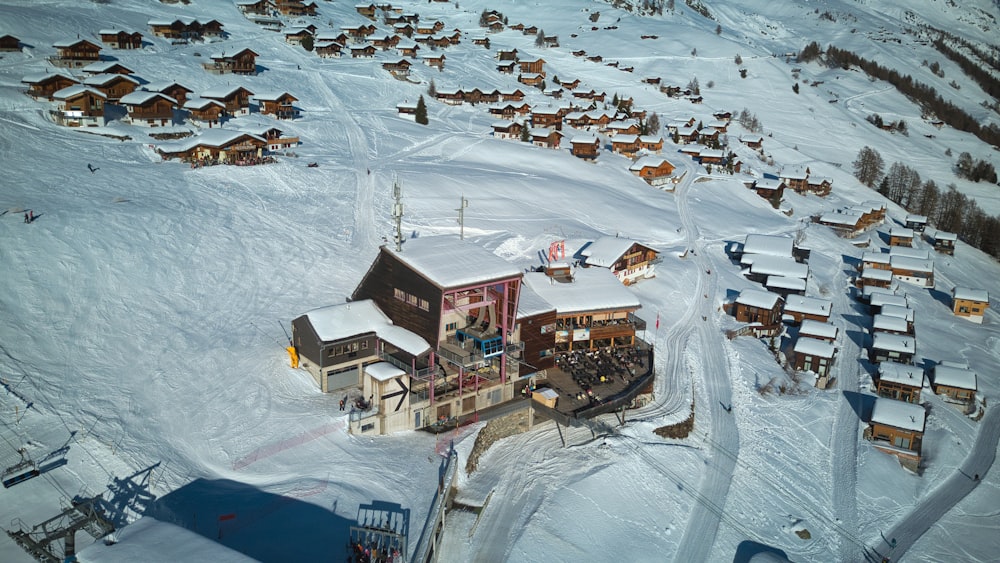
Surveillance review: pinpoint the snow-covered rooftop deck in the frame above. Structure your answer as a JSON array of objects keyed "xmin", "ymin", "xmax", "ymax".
[{"xmin": 871, "ymin": 398, "xmax": 926, "ymax": 432}]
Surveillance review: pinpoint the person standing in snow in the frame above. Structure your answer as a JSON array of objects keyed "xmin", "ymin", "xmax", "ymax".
[{"xmin": 24, "ymin": 212, "xmax": 29, "ymax": 223}]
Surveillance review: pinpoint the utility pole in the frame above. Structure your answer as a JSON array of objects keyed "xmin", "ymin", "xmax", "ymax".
[
  {"xmin": 457, "ymin": 195, "xmax": 468, "ymax": 240},
  {"xmin": 392, "ymin": 179, "xmax": 403, "ymax": 251}
]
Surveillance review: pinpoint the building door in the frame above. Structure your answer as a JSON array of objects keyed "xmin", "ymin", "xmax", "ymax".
[{"xmin": 414, "ymin": 410, "xmax": 421, "ymax": 429}]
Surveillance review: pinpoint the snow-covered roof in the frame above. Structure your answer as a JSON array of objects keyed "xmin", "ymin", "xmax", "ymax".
[
  {"xmin": 201, "ymin": 84, "xmax": 253, "ymax": 99},
  {"xmin": 302, "ymin": 299, "xmax": 430, "ymax": 356},
  {"xmin": 794, "ymin": 337, "xmax": 835, "ymax": 358},
  {"xmin": 52, "ymin": 85, "xmax": 106, "ymax": 100},
  {"xmin": 871, "ymin": 292, "xmax": 908, "ymax": 309},
  {"xmin": 365, "ymin": 362, "xmax": 405, "ymax": 382},
  {"xmin": 889, "ymin": 246, "xmax": 930, "ymax": 260},
  {"xmin": 735, "ymin": 288, "xmax": 781, "ymax": 310},
  {"xmin": 142, "ymin": 81, "xmax": 190, "ymax": 93},
  {"xmin": 516, "ymin": 281, "xmax": 556, "ymax": 318},
  {"xmin": 799, "ymin": 319, "xmax": 838, "ymax": 340},
  {"xmin": 81, "ymin": 60, "xmax": 133, "ymax": 73},
  {"xmin": 629, "ymin": 155, "xmax": 674, "ymax": 171},
  {"xmin": 765, "ymin": 276, "xmax": 806, "ymax": 291},
  {"xmin": 780, "ymin": 165, "xmax": 808, "ymax": 180},
  {"xmin": 934, "ymin": 364, "xmax": 977, "ymax": 390},
  {"xmin": 905, "ymin": 214, "xmax": 928, "ymax": 223},
  {"xmin": 873, "ymin": 314, "xmax": 909, "ymax": 334},
  {"xmin": 581, "ymin": 236, "xmax": 657, "ymax": 267},
  {"xmin": 871, "ymin": 398, "xmax": 925, "ymax": 432},
  {"xmin": 522, "ymin": 267, "xmax": 641, "ymax": 315},
  {"xmin": 610, "ymin": 134, "xmax": 639, "ymax": 143},
  {"xmin": 253, "ymin": 91, "xmax": 295, "ymax": 102},
  {"xmin": 98, "ymin": 28, "xmax": 139, "ymax": 35},
  {"xmin": 860, "ymin": 267, "xmax": 893, "ymax": 281},
  {"xmin": 927, "ymin": 229, "xmax": 957, "ymax": 241},
  {"xmin": 164, "ymin": 129, "xmax": 265, "ymax": 152},
  {"xmin": 386, "ymin": 236, "xmax": 522, "ymax": 289},
  {"xmin": 743, "ymin": 234, "xmax": 793, "ymax": 258},
  {"xmin": 753, "ymin": 179, "xmax": 784, "ymax": 191},
  {"xmin": 183, "ymin": 97, "xmax": 224, "ymax": 110},
  {"xmin": 750, "ymin": 255, "xmax": 808, "ymax": 279},
  {"xmin": 53, "ymin": 38, "xmax": 99, "ymax": 48},
  {"xmin": 784, "ymin": 294, "xmax": 832, "ymax": 316},
  {"xmin": 862, "ymin": 251, "xmax": 891, "ymax": 264},
  {"xmin": 83, "ymin": 73, "xmax": 140, "ymax": 87},
  {"xmin": 953, "ymin": 287, "xmax": 988, "ymax": 302},
  {"xmin": 890, "ymin": 255, "xmax": 933, "ymax": 273},
  {"xmin": 889, "ymin": 227, "xmax": 914, "ymax": 238},
  {"xmin": 21, "ymin": 70, "xmax": 77, "ymax": 84},
  {"xmin": 699, "ymin": 148, "xmax": 724, "ymax": 158},
  {"xmin": 880, "ymin": 304, "xmax": 914, "ymax": 323},
  {"xmin": 739, "ymin": 134, "xmax": 763, "ymax": 143},
  {"xmin": 819, "ymin": 211, "xmax": 862, "ymax": 226},
  {"xmin": 878, "ymin": 361, "xmax": 925, "ymax": 387},
  {"xmin": 872, "ymin": 332, "xmax": 915, "ymax": 354},
  {"xmin": 119, "ymin": 91, "xmax": 175, "ymax": 105}
]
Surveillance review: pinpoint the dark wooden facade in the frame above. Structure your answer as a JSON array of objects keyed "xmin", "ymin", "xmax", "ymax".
[
  {"xmin": 258, "ymin": 93, "xmax": 298, "ymax": 119},
  {"xmin": 518, "ymin": 310, "xmax": 557, "ymax": 371},
  {"xmin": 51, "ymin": 39, "xmax": 101, "ymax": 66},
  {"xmin": 204, "ymin": 48, "xmax": 258, "ymax": 75},
  {"xmin": 0, "ymin": 35, "xmax": 20, "ymax": 51},
  {"xmin": 352, "ymin": 250, "xmax": 446, "ymax": 346},
  {"xmin": 23, "ymin": 74, "xmax": 79, "ymax": 100},
  {"xmin": 100, "ymin": 30, "xmax": 143, "ymax": 49}
]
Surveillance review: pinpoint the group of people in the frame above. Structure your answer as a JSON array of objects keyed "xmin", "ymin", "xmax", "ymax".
[{"xmin": 23, "ymin": 210, "xmax": 35, "ymax": 223}]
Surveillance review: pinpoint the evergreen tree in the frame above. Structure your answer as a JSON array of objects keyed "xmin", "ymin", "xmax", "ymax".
[
  {"xmin": 301, "ymin": 35, "xmax": 314, "ymax": 52},
  {"xmin": 520, "ymin": 123, "xmax": 530, "ymax": 142},
  {"xmin": 415, "ymin": 95, "xmax": 428, "ymax": 125},
  {"xmin": 427, "ymin": 78, "xmax": 436, "ymax": 97},
  {"xmin": 792, "ymin": 82, "xmax": 799, "ymax": 94},
  {"xmin": 535, "ymin": 29, "xmax": 545, "ymax": 47}
]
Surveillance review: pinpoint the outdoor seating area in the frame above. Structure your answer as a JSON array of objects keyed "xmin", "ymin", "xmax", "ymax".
[{"xmin": 545, "ymin": 344, "xmax": 651, "ymax": 415}]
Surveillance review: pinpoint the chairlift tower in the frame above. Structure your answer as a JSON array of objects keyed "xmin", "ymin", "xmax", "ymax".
[{"xmin": 456, "ymin": 195, "xmax": 468, "ymax": 240}]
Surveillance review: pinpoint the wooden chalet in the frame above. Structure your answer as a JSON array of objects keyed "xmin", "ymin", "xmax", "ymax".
[
  {"xmin": 51, "ymin": 85, "xmax": 106, "ymax": 127},
  {"xmin": 22, "ymin": 72, "xmax": 79, "ymax": 101},
  {"xmin": 422, "ymin": 53, "xmax": 445, "ymax": 69},
  {"xmin": 518, "ymin": 58, "xmax": 545, "ymax": 75},
  {"xmin": 932, "ymin": 363, "xmax": 977, "ymax": 406},
  {"xmin": 371, "ymin": 34, "xmax": 401, "ymax": 50},
  {"xmin": 355, "ymin": 3, "xmax": 378, "ymax": 18},
  {"xmin": 792, "ymin": 337, "xmax": 836, "ymax": 381},
  {"xmin": 581, "ymin": 236, "xmax": 659, "ymax": 285},
  {"xmin": 740, "ymin": 134, "xmax": 763, "ymax": 150},
  {"xmin": 779, "ymin": 166, "xmax": 809, "ymax": 193},
  {"xmin": 531, "ymin": 108, "xmax": 562, "ymax": 130},
  {"xmin": 118, "ymin": 91, "xmax": 176, "ymax": 127},
  {"xmin": 952, "ymin": 287, "xmax": 988, "ymax": 324},
  {"xmin": 799, "ymin": 319, "xmax": 838, "ymax": 342},
  {"xmin": 570, "ymin": 136, "xmax": 600, "ymax": 160},
  {"xmin": 255, "ymin": 92, "xmax": 298, "ymax": 120},
  {"xmin": 870, "ymin": 332, "xmax": 916, "ymax": 365},
  {"xmin": 394, "ymin": 23, "xmax": 415, "ymax": 38},
  {"xmin": 522, "ymin": 266, "xmax": 644, "ymax": 353},
  {"xmin": 499, "ymin": 88, "xmax": 525, "ymax": 102},
  {"xmin": 496, "ymin": 61, "xmax": 516, "ymax": 74},
  {"xmin": 204, "ymin": 48, "xmax": 258, "ymax": 75},
  {"xmin": 876, "ymin": 361, "xmax": 924, "ymax": 404},
  {"xmin": 248, "ymin": 126, "xmax": 299, "ymax": 151},
  {"xmin": 396, "ymin": 100, "xmax": 418, "ymax": 116},
  {"xmin": 888, "ymin": 227, "xmax": 914, "ymax": 247},
  {"xmin": 817, "ymin": 210, "xmax": 865, "ymax": 237},
  {"xmin": 284, "ymin": 27, "xmax": 315, "ymax": 45},
  {"xmin": 904, "ymin": 214, "xmax": 928, "ymax": 233},
  {"xmin": 610, "ymin": 134, "xmax": 639, "ymax": 157},
  {"xmin": 806, "ymin": 176, "xmax": 833, "ymax": 196},
  {"xmin": 434, "ymin": 89, "xmax": 463, "ymax": 105},
  {"xmin": 141, "ymin": 82, "xmax": 193, "ymax": 107},
  {"xmin": 201, "ymin": 85, "xmax": 254, "ymax": 116},
  {"xmin": 81, "ymin": 61, "xmax": 135, "ymax": 75},
  {"xmin": 275, "ymin": 0, "xmax": 318, "ymax": 16},
  {"xmin": 765, "ymin": 276, "xmax": 806, "ymax": 297},
  {"xmin": 158, "ymin": 129, "xmax": 268, "ymax": 165},
  {"xmin": 889, "ymin": 249, "xmax": 934, "ymax": 288},
  {"xmin": 529, "ymin": 128, "xmax": 562, "ymax": 148},
  {"xmin": 733, "ymin": 289, "xmax": 783, "ymax": 329},
  {"xmin": 491, "ymin": 121, "xmax": 523, "ymax": 140},
  {"xmin": 698, "ymin": 149, "xmax": 725, "ymax": 165},
  {"xmin": 925, "ymin": 229, "xmax": 956, "ymax": 254},
  {"xmin": 523, "ymin": 25, "xmax": 538, "ymax": 36},
  {"xmin": 396, "ymin": 42, "xmax": 419, "ymax": 58},
  {"xmin": 638, "ymin": 136, "xmax": 663, "ymax": 153},
  {"xmin": 50, "ymin": 39, "xmax": 101, "ymax": 67},
  {"xmin": 0, "ymin": 34, "xmax": 21, "ymax": 51},
  {"xmin": 867, "ymin": 398, "xmax": 926, "ymax": 465},
  {"xmin": 148, "ymin": 18, "xmax": 224, "ymax": 40},
  {"xmin": 236, "ymin": 0, "xmax": 270, "ymax": 15},
  {"xmin": 348, "ymin": 236, "xmax": 525, "ymax": 433},
  {"xmin": 382, "ymin": 59, "xmax": 412, "ymax": 77},
  {"xmin": 98, "ymin": 29, "xmax": 143, "ymax": 49},
  {"xmin": 184, "ymin": 98, "xmax": 226, "ymax": 127},
  {"xmin": 861, "ymin": 251, "xmax": 892, "ymax": 272},
  {"xmin": 82, "ymin": 73, "xmax": 139, "ymax": 102},
  {"xmin": 629, "ymin": 156, "xmax": 675, "ymax": 186},
  {"xmin": 518, "ymin": 73, "xmax": 544, "ymax": 87},
  {"xmin": 315, "ymin": 42, "xmax": 344, "ymax": 58},
  {"xmin": 749, "ymin": 179, "xmax": 785, "ymax": 201},
  {"xmin": 342, "ymin": 24, "xmax": 377, "ymax": 42},
  {"xmin": 873, "ymin": 313, "xmax": 912, "ymax": 336},
  {"xmin": 783, "ymin": 295, "xmax": 831, "ymax": 324}
]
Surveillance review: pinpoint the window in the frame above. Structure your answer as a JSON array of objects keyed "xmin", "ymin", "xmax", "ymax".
[
  {"xmin": 445, "ymin": 322, "xmax": 457, "ymax": 331},
  {"xmin": 893, "ymin": 436, "xmax": 911, "ymax": 450}
]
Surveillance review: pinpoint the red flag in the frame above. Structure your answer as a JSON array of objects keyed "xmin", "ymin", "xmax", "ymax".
[{"xmin": 655, "ymin": 313, "xmax": 660, "ymax": 330}]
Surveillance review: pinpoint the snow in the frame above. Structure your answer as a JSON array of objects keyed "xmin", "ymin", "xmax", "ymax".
[
  {"xmin": 952, "ymin": 287, "xmax": 989, "ymax": 303},
  {"xmin": 890, "ymin": 254, "xmax": 934, "ymax": 273},
  {"xmin": 793, "ymin": 337, "xmax": 836, "ymax": 359},
  {"xmin": 932, "ymin": 365, "xmax": 978, "ymax": 391},
  {"xmin": 386, "ymin": 235, "xmax": 523, "ymax": 289},
  {"xmin": 743, "ymin": 234, "xmax": 793, "ymax": 258},
  {"xmin": 303, "ymin": 300, "xmax": 431, "ymax": 357},
  {"xmin": 860, "ymin": 267, "xmax": 893, "ymax": 281},
  {"xmin": 870, "ymin": 292, "xmax": 908, "ymax": 310},
  {"xmin": 735, "ymin": 288, "xmax": 781, "ymax": 310},
  {"xmin": 765, "ymin": 275, "xmax": 806, "ymax": 292},
  {"xmin": 872, "ymin": 332, "xmax": 917, "ymax": 354},
  {"xmin": 366, "ymin": 362, "xmax": 406, "ymax": 382},
  {"xmin": 784, "ymin": 295, "xmax": 832, "ymax": 317},
  {"xmin": 871, "ymin": 398, "xmax": 926, "ymax": 432},
  {"xmin": 522, "ymin": 268, "xmax": 641, "ymax": 315},
  {"xmin": 861, "ymin": 251, "xmax": 891, "ymax": 265},
  {"xmin": 799, "ymin": 319, "xmax": 838, "ymax": 341},
  {"xmin": 880, "ymin": 304, "xmax": 916, "ymax": 323},
  {"xmin": 3, "ymin": 0, "xmax": 1000, "ymax": 562},
  {"xmin": 873, "ymin": 314, "xmax": 910, "ymax": 334},
  {"xmin": 749, "ymin": 255, "xmax": 808, "ymax": 279},
  {"xmin": 878, "ymin": 361, "xmax": 926, "ymax": 387},
  {"xmin": 580, "ymin": 235, "xmax": 655, "ymax": 268}
]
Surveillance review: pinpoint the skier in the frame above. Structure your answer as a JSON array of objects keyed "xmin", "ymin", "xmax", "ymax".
[
  {"xmin": 29, "ymin": 210, "xmax": 34, "ymax": 222},
  {"xmin": 23, "ymin": 212, "xmax": 29, "ymax": 223}
]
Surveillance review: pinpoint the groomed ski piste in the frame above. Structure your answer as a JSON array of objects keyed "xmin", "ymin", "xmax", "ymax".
[{"xmin": 1, "ymin": 0, "xmax": 998, "ymax": 561}]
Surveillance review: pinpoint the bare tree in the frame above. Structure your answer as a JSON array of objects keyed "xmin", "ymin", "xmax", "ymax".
[{"xmin": 852, "ymin": 146, "xmax": 884, "ymax": 187}]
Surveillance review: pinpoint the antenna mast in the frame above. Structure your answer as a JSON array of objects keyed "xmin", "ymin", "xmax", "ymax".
[
  {"xmin": 456, "ymin": 195, "xmax": 469, "ymax": 240},
  {"xmin": 392, "ymin": 178, "xmax": 404, "ymax": 251}
]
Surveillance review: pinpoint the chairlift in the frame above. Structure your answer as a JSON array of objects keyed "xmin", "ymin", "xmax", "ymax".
[{"xmin": 2, "ymin": 448, "xmax": 40, "ymax": 488}]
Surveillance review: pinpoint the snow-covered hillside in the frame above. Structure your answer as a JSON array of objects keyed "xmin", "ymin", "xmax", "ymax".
[{"xmin": 1, "ymin": 0, "xmax": 998, "ymax": 561}]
